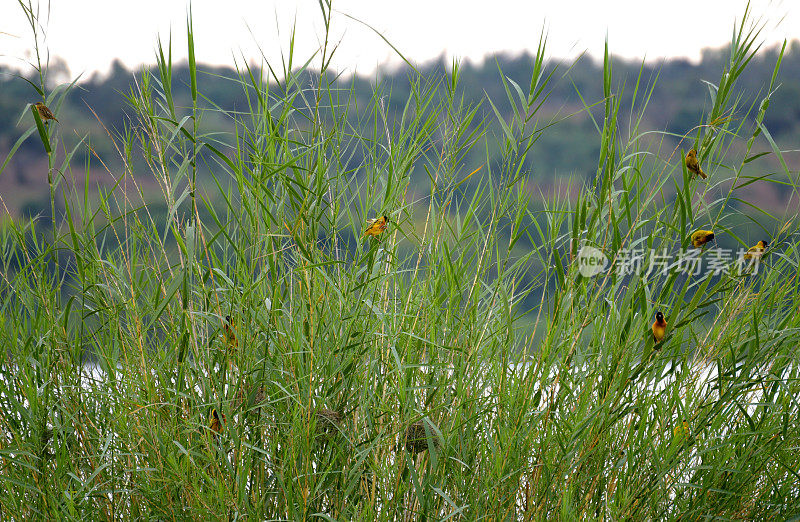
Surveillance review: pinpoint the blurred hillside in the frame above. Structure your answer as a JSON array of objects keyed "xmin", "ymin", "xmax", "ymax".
[{"xmin": 1, "ymin": 41, "xmax": 798, "ymax": 218}]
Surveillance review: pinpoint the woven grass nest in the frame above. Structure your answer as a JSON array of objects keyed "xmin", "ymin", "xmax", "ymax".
[
  {"xmin": 314, "ymin": 408, "xmax": 343, "ymax": 441},
  {"xmin": 404, "ymin": 420, "xmax": 441, "ymax": 454}
]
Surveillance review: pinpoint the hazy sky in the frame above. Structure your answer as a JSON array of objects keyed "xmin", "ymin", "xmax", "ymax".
[{"xmin": 0, "ymin": 0, "xmax": 795, "ymax": 79}]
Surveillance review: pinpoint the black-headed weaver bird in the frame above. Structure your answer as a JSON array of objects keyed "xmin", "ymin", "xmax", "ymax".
[
  {"xmin": 208, "ymin": 408, "xmax": 225, "ymax": 435},
  {"xmin": 690, "ymin": 229, "xmax": 715, "ymax": 248},
  {"xmin": 743, "ymin": 240, "xmax": 768, "ymax": 260},
  {"xmin": 363, "ymin": 215, "xmax": 389, "ymax": 237},
  {"xmin": 686, "ymin": 149, "xmax": 706, "ymax": 179},
  {"xmin": 34, "ymin": 102, "xmax": 59, "ymax": 123},
  {"xmin": 652, "ymin": 311, "xmax": 667, "ymax": 344},
  {"xmin": 223, "ymin": 315, "xmax": 238, "ymax": 352}
]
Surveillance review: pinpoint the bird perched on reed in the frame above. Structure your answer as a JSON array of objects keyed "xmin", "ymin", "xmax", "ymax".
[
  {"xmin": 208, "ymin": 408, "xmax": 225, "ymax": 436},
  {"xmin": 743, "ymin": 240, "xmax": 768, "ymax": 260},
  {"xmin": 223, "ymin": 315, "xmax": 238, "ymax": 352},
  {"xmin": 673, "ymin": 419, "xmax": 691, "ymax": 443},
  {"xmin": 690, "ymin": 229, "xmax": 715, "ymax": 248},
  {"xmin": 652, "ymin": 311, "xmax": 667, "ymax": 344},
  {"xmin": 403, "ymin": 420, "xmax": 440, "ymax": 454},
  {"xmin": 685, "ymin": 149, "xmax": 706, "ymax": 179},
  {"xmin": 363, "ymin": 215, "xmax": 389, "ymax": 237},
  {"xmin": 33, "ymin": 102, "xmax": 59, "ymax": 123}
]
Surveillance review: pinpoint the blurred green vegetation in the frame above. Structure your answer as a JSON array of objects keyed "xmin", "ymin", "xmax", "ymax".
[{"xmin": 2, "ymin": 41, "xmax": 800, "ymax": 218}]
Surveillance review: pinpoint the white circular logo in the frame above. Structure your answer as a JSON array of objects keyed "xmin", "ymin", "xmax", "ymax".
[{"xmin": 576, "ymin": 245, "xmax": 608, "ymax": 277}]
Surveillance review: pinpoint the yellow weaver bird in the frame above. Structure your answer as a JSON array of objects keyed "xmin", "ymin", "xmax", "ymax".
[
  {"xmin": 691, "ymin": 229, "xmax": 715, "ymax": 248},
  {"xmin": 208, "ymin": 408, "xmax": 225, "ymax": 436},
  {"xmin": 744, "ymin": 240, "xmax": 768, "ymax": 260},
  {"xmin": 363, "ymin": 215, "xmax": 389, "ymax": 237},
  {"xmin": 652, "ymin": 311, "xmax": 667, "ymax": 344},
  {"xmin": 673, "ymin": 419, "xmax": 690, "ymax": 441},
  {"xmin": 223, "ymin": 315, "xmax": 238, "ymax": 352},
  {"xmin": 686, "ymin": 149, "xmax": 706, "ymax": 179},
  {"xmin": 33, "ymin": 102, "xmax": 59, "ymax": 123}
]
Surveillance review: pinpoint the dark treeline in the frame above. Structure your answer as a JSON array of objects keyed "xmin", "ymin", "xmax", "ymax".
[{"xmin": 1, "ymin": 40, "xmax": 798, "ymax": 217}]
